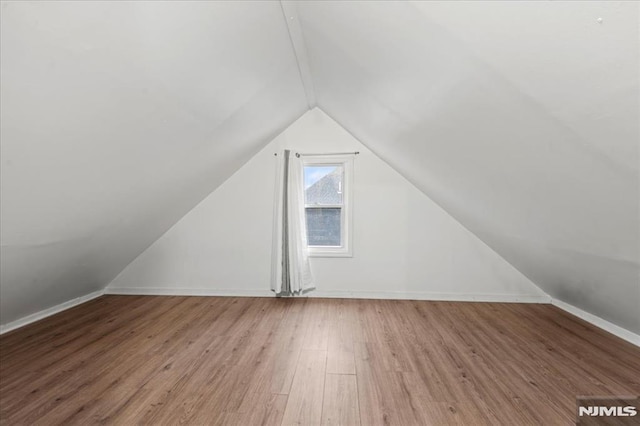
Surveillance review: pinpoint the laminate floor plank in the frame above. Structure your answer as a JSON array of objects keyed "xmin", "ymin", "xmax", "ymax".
[
  {"xmin": 281, "ymin": 349, "xmax": 327, "ymax": 426},
  {"xmin": 0, "ymin": 296, "xmax": 198, "ymax": 422},
  {"xmin": 1, "ymin": 296, "xmax": 639, "ymax": 425},
  {"xmin": 326, "ymin": 318, "xmax": 355, "ymax": 375},
  {"xmin": 321, "ymin": 374, "xmax": 359, "ymax": 426},
  {"xmin": 226, "ymin": 393, "xmax": 288, "ymax": 426}
]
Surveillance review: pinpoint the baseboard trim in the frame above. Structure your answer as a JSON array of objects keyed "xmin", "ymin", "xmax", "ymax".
[
  {"xmin": 4, "ymin": 287, "xmax": 635, "ymax": 347},
  {"xmin": 106, "ymin": 286, "xmax": 550, "ymax": 304},
  {"xmin": 307, "ymin": 290, "xmax": 550, "ymax": 303},
  {"xmin": 105, "ymin": 287, "xmax": 275, "ymax": 297},
  {"xmin": 551, "ymin": 298, "xmax": 640, "ymax": 347},
  {"xmin": 0, "ymin": 289, "xmax": 106, "ymax": 335}
]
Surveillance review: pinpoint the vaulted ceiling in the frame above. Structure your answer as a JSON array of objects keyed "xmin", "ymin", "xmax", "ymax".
[
  {"xmin": 1, "ymin": 1, "xmax": 638, "ymax": 333},
  {"xmin": 292, "ymin": 1, "xmax": 639, "ymax": 334},
  {"xmin": 0, "ymin": 1, "xmax": 308, "ymax": 324}
]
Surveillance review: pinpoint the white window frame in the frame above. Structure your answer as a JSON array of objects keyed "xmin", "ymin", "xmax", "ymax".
[{"xmin": 302, "ymin": 155, "xmax": 353, "ymax": 258}]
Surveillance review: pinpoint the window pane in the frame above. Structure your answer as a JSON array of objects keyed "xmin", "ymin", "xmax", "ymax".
[
  {"xmin": 304, "ymin": 165, "xmax": 343, "ymax": 205},
  {"xmin": 306, "ymin": 208, "xmax": 341, "ymax": 246}
]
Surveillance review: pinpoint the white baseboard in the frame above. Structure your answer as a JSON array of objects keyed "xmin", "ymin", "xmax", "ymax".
[
  {"xmin": 307, "ymin": 290, "xmax": 550, "ymax": 304},
  {"xmin": 551, "ymin": 298, "xmax": 640, "ymax": 347},
  {"xmin": 0, "ymin": 289, "xmax": 106, "ymax": 335},
  {"xmin": 106, "ymin": 286, "xmax": 550, "ymax": 304},
  {"xmin": 105, "ymin": 287, "xmax": 274, "ymax": 297},
  {"xmin": 4, "ymin": 287, "xmax": 635, "ymax": 349}
]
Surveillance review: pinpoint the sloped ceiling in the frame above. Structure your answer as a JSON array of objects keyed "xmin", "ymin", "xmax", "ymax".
[
  {"xmin": 1, "ymin": 1, "xmax": 638, "ymax": 335},
  {"xmin": 0, "ymin": 1, "xmax": 308, "ymax": 324},
  {"xmin": 294, "ymin": 1, "xmax": 639, "ymax": 333}
]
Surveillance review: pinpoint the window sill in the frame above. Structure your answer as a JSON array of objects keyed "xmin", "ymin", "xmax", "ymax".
[{"xmin": 308, "ymin": 247, "xmax": 352, "ymax": 258}]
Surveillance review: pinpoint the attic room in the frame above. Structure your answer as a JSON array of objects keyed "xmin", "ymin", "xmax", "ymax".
[{"xmin": 0, "ymin": 1, "xmax": 638, "ymax": 425}]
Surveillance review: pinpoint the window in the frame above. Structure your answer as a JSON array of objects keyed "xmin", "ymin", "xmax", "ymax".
[{"xmin": 303, "ymin": 156, "xmax": 353, "ymax": 257}]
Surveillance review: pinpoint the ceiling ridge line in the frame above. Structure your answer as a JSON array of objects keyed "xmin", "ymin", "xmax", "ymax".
[{"xmin": 279, "ymin": 0, "xmax": 317, "ymax": 109}]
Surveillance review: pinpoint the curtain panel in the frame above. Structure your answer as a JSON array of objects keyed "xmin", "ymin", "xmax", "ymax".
[{"xmin": 271, "ymin": 150, "xmax": 314, "ymax": 295}]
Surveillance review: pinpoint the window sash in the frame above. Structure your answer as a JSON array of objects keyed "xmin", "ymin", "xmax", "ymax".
[
  {"xmin": 305, "ymin": 206, "xmax": 343, "ymax": 247},
  {"xmin": 304, "ymin": 164, "xmax": 344, "ymax": 206}
]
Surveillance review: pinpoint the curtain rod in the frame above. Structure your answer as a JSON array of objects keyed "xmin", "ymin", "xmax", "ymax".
[
  {"xmin": 296, "ymin": 151, "xmax": 359, "ymax": 157},
  {"xmin": 273, "ymin": 151, "xmax": 360, "ymax": 157}
]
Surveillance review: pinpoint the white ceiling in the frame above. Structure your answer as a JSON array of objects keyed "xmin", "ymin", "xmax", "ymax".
[
  {"xmin": 295, "ymin": 0, "xmax": 639, "ymax": 333},
  {"xmin": 0, "ymin": 1, "xmax": 308, "ymax": 323},
  {"xmin": 1, "ymin": 1, "xmax": 638, "ymax": 333}
]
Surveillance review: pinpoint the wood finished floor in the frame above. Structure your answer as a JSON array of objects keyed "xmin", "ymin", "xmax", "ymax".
[{"xmin": 1, "ymin": 296, "xmax": 639, "ymax": 425}]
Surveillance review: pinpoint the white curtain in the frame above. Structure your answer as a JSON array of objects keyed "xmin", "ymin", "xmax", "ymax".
[{"xmin": 271, "ymin": 150, "xmax": 314, "ymax": 295}]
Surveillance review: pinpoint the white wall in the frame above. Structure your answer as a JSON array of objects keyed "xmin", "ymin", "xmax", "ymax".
[{"xmin": 109, "ymin": 109, "xmax": 547, "ymax": 302}]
